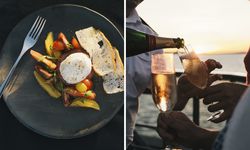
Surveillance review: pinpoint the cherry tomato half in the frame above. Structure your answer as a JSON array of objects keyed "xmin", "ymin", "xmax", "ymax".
[
  {"xmin": 82, "ymin": 79, "xmax": 93, "ymax": 90},
  {"xmin": 53, "ymin": 40, "xmax": 65, "ymax": 51}
]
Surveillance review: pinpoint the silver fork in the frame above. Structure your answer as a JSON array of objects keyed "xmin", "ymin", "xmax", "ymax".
[{"xmin": 0, "ymin": 16, "xmax": 46, "ymax": 97}]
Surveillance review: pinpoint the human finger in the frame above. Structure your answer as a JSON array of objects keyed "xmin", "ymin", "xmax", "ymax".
[
  {"xmin": 177, "ymin": 74, "xmax": 190, "ymax": 85},
  {"xmin": 158, "ymin": 113, "xmax": 168, "ymax": 129},
  {"xmin": 207, "ymin": 74, "xmax": 223, "ymax": 86},
  {"xmin": 158, "ymin": 112, "xmax": 171, "ymax": 122},
  {"xmin": 158, "ymin": 112, "xmax": 173, "ymax": 128},
  {"xmin": 207, "ymin": 102, "xmax": 224, "ymax": 112},
  {"xmin": 199, "ymin": 84, "xmax": 223, "ymax": 98},
  {"xmin": 157, "ymin": 126, "xmax": 175, "ymax": 142},
  {"xmin": 205, "ymin": 59, "xmax": 222, "ymax": 73},
  {"xmin": 210, "ymin": 112, "xmax": 228, "ymax": 123},
  {"xmin": 167, "ymin": 112, "xmax": 190, "ymax": 130},
  {"xmin": 203, "ymin": 93, "xmax": 223, "ymax": 105},
  {"xmin": 173, "ymin": 98, "xmax": 189, "ymax": 111}
]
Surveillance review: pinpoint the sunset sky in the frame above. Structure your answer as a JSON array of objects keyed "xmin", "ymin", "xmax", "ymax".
[{"xmin": 137, "ymin": 0, "xmax": 250, "ymax": 54}]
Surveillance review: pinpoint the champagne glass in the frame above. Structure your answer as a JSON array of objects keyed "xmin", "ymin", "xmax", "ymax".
[
  {"xmin": 151, "ymin": 52, "xmax": 177, "ymax": 112},
  {"xmin": 151, "ymin": 53, "xmax": 178, "ymax": 150},
  {"xmin": 178, "ymin": 45, "xmax": 222, "ymax": 121},
  {"xmin": 177, "ymin": 45, "xmax": 208, "ymax": 89}
]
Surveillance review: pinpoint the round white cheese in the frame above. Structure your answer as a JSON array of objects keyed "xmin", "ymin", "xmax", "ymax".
[{"xmin": 59, "ymin": 53, "xmax": 92, "ymax": 84}]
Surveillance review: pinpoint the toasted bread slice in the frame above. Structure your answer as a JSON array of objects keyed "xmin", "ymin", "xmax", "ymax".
[
  {"xmin": 103, "ymin": 48, "xmax": 124, "ymax": 94},
  {"xmin": 75, "ymin": 27, "xmax": 115, "ymax": 76},
  {"xmin": 75, "ymin": 27, "xmax": 99, "ymax": 57},
  {"xmin": 92, "ymin": 30, "xmax": 116, "ymax": 76}
]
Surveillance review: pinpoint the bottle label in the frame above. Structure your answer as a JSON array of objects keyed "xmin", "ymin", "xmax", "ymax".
[{"xmin": 147, "ymin": 35, "xmax": 156, "ymax": 51}]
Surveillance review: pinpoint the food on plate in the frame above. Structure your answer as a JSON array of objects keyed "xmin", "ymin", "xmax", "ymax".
[
  {"xmin": 75, "ymin": 27, "xmax": 115, "ymax": 76},
  {"xmin": 59, "ymin": 52, "xmax": 92, "ymax": 84},
  {"xmin": 75, "ymin": 82, "xmax": 88, "ymax": 93},
  {"xmin": 35, "ymin": 65, "xmax": 53, "ymax": 79},
  {"xmin": 75, "ymin": 27, "xmax": 124, "ymax": 93},
  {"xmin": 33, "ymin": 71, "xmax": 61, "ymax": 98},
  {"xmin": 71, "ymin": 37, "xmax": 81, "ymax": 49},
  {"xmin": 70, "ymin": 98, "xmax": 100, "ymax": 110},
  {"xmin": 45, "ymin": 32, "xmax": 53, "ymax": 56},
  {"xmin": 103, "ymin": 48, "xmax": 124, "ymax": 94},
  {"xmin": 82, "ymin": 79, "xmax": 93, "ymax": 90},
  {"xmin": 53, "ymin": 40, "xmax": 65, "ymax": 51},
  {"xmin": 30, "ymin": 50, "xmax": 57, "ymax": 70},
  {"xmin": 30, "ymin": 26, "xmax": 123, "ymax": 111},
  {"xmin": 31, "ymin": 31, "xmax": 98, "ymax": 110},
  {"xmin": 58, "ymin": 32, "xmax": 72, "ymax": 50}
]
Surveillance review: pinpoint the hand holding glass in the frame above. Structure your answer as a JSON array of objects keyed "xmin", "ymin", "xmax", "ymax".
[{"xmin": 178, "ymin": 45, "xmax": 222, "ymax": 121}]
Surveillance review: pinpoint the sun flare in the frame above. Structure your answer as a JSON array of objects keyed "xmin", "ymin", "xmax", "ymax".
[{"xmin": 192, "ymin": 45, "xmax": 218, "ymax": 54}]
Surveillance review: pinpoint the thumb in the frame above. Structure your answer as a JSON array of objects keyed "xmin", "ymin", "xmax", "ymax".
[
  {"xmin": 173, "ymin": 96, "xmax": 189, "ymax": 111},
  {"xmin": 205, "ymin": 59, "xmax": 222, "ymax": 73},
  {"xmin": 177, "ymin": 74, "xmax": 189, "ymax": 85}
]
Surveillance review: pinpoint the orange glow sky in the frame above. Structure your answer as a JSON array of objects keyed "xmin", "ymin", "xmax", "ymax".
[{"xmin": 137, "ymin": 0, "xmax": 250, "ymax": 54}]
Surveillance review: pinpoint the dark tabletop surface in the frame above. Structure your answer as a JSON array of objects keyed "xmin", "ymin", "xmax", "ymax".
[{"xmin": 0, "ymin": 0, "xmax": 124, "ymax": 150}]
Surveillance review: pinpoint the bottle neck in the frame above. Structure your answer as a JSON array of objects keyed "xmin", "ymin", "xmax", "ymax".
[
  {"xmin": 154, "ymin": 36, "xmax": 177, "ymax": 49},
  {"xmin": 147, "ymin": 34, "xmax": 157, "ymax": 51},
  {"xmin": 147, "ymin": 34, "xmax": 184, "ymax": 50},
  {"xmin": 126, "ymin": 28, "xmax": 184, "ymax": 57}
]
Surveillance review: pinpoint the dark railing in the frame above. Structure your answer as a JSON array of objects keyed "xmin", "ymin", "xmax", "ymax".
[{"xmin": 130, "ymin": 73, "xmax": 246, "ymax": 150}]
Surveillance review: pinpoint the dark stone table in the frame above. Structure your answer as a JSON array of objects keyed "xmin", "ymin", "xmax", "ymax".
[{"xmin": 0, "ymin": 0, "xmax": 124, "ymax": 150}]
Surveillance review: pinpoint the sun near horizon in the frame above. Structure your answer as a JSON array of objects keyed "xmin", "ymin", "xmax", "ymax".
[{"xmin": 137, "ymin": 0, "xmax": 250, "ymax": 55}]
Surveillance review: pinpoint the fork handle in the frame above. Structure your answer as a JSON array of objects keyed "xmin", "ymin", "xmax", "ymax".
[{"xmin": 0, "ymin": 52, "xmax": 25, "ymax": 98}]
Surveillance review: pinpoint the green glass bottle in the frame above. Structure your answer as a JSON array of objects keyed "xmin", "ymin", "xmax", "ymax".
[{"xmin": 126, "ymin": 28, "xmax": 185, "ymax": 57}]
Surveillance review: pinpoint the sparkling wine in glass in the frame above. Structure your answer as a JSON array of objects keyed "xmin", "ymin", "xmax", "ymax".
[
  {"xmin": 178, "ymin": 45, "xmax": 222, "ymax": 121},
  {"xmin": 151, "ymin": 53, "xmax": 177, "ymax": 112},
  {"xmin": 178, "ymin": 45, "xmax": 208, "ymax": 89}
]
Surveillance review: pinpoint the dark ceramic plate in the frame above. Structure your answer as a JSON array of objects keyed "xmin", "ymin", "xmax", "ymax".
[{"xmin": 0, "ymin": 4, "xmax": 123, "ymax": 139}]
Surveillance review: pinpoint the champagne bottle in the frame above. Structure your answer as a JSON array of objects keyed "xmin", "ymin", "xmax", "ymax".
[{"xmin": 126, "ymin": 28, "xmax": 185, "ymax": 57}]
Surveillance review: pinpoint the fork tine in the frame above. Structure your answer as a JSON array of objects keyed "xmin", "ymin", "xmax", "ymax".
[
  {"xmin": 30, "ymin": 17, "xmax": 43, "ymax": 38},
  {"xmin": 34, "ymin": 18, "xmax": 46, "ymax": 40},
  {"xmin": 27, "ymin": 16, "xmax": 40, "ymax": 37}
]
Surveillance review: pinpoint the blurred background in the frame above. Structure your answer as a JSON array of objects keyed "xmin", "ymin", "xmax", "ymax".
[{"xmin": 137, "ymin": 0, "xmax": 250, "ymax": 54}]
